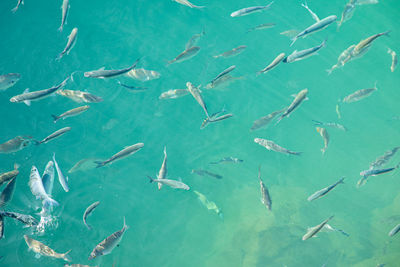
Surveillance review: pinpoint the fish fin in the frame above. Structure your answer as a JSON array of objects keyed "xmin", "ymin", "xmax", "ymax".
[
  {"xmin": 98, "ymin": 67, "xmax": 106, "ymax": 71},
  {"xmin": 58, "ymin": 25, "xmax": 63, "ymax": 32},
  {"xmin": 23, "ymin": 100, "xmax": 31, "ymax": 106},
  {"xmin": 43, "ymin": 198, "xmax": 59, "ymax": 210},
  {"xmin": 51, "ymin": 115, "xmax": 58, "ymax": 123},
  {"xmin": 62, "ymin": 249, "xmax": 72, "ymax": 262},
  {"xmin": 123, "ymin": 216, "xmax": 129, "ymax": 230},
  {"xmin": 147, "ymin": 175, "xmax": 154, "ymax": 183},
  {"xmin": 14, "ymin": 163, "xmax": 20, "ymax": 170},
  {"xmin": 11, "ymin": 6, "xmax": 19, "ymax": 13},
  {"xmin": 163, "ymin": 146, "xmax": 167, "ymax": 156},
  {"xmin": 374, "ymin": 81, "xmax": 378, "ymax": 90},
  {"xmin": 129, "ymin": 58, "xmax": 140, "ymax": 70},
  {"xmin": 312, "ymin": 119, "xmax": 323, "ymax": 126},
  {"xmin": 383, "ymin": 30, "xmax": 391, "ymax": 37},
  {"xmin": 94, "ymin": 161, "xmax": 105, "ymax": 168},
  {"xmin": 290, "ymin": 37, "xmax": 297, "ymax": 47},
  {"xmin": 339, "ymin": 177, "xmax": 345, "ymax": 184}
]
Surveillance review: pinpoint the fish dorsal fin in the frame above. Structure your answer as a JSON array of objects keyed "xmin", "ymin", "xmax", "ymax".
[
  {"xmin": 98, "ymin": 67, "xmax": 105, "ymax": 71},
  {"xmin": 23, "ymin": 88, "xmax": 30, "ymax": 94}
]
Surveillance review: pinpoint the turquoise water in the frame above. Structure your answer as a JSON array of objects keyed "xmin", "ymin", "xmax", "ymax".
[{"xmin": 1, "ymin": 0, "xmax": 400, "ymax": 266}]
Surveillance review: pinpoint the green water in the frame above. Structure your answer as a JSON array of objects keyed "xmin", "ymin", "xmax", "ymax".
[{"xmin": 1, "ymin": 0, "xmax": 400, "ymax": 266}]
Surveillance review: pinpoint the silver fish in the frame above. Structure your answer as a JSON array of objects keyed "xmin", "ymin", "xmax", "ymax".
[
  {"xmin": 369, "ymin": 147, "xmax": 400, "ymax": 170},
  {"xmin": 301, "ymin": 1, "xmax": 319, "ymax": 22},
  {"xmin": 0, "ymin": 214, "xmax": 3, "ymax": 240},
  {"xmin": 83, "ymin": 201, "xmax": 100, "ymax": 230},
  {"xmin": 258, "ymin": 166, "xmax": 272, "ymax": 210},
  {"xmin": 356, "ymin": 0, "xmax": 378, "ymax": 5},
  {"xmin": 247, "ymin": 23, "xmax": 276, "ymax": 33},
  {"xmin": 351, "ymin": 31, "xmax": 390, "ymax": 58},
  {"xmin": 257, "ymin": 53, "xmax": 285, "ymax": 74},
  {"xmin": 173, "ymin": 0, "xmax": 204, "ymax": 9},
  {"xmin": 10, "ymin": 77, "xmax": 69, "ymax": 106},
  {"xmin": 24, "ymin": 235, "xmax": 71, "ymax": 261},
  {"xmin": 0, "ymin": 211, "xmax": 38, "ymax": 227},
  {"xmin": 68, "ymin": 158, "xmax": 99, "ymax": 173},
  {"xmin": 57, "ymin": 89, "xmax": 103, "ymax": 103},
  {"xmin": 117, "ymin": 81, "xmax": 148, "ymax": 92},
  {"xmin": 213, "ymin": 45, "xmax": 246, "ymax": 58},
  {"xmin": 191, "ymin": 169, "xmax": 222, "ymax": 179},
  {"xmin": 57, "ymin": 27, "xmax": 78, "ymax": 60},
  {"xmin": 65, "ymin": 264, "xmax": 98, "ymax": 267},
  {"xmin": 157, "ymin": 147, "xmax": 168, "ymax": 190},
  {"xmin": 185, "ymin": 29, "xmax": 205, "ymax": 49},
  {"xmin": 337, "ymin": 0, "xmax": 357, "ymax": 29},
  {"xmin": 312, "ymin": 120, "xmax": 347, "ymax": 131},
  {"xmin": 307, "ymin": 177, "xmax": 345, "ymax": 201},
  {"xmin": 193, "ymin": 191, "xmax": 222, "ymax": 217},
  {"xmin": 159, "ymin": 89, "xmax": 189, "ymax": 100},
  {"xmin": 284, "ymin": 40, "xmax": 326, "ymax": 63},
  {"xmin": 327, "ymin": 44, "xmax": 356, "ymax": 75},
  {"xmin": 388, "ymin": 48, "xmax": 397, "ymax": 72},
  {"xmin": 254, "ymin": 138, "xmax": 302, "ymax": 156},
  {"xmin": 251, "ymin": 109, "xmax": 284, "ymax": 131},
  {"xmin": 95, "ymin": 143, "xmax": 144, "ymax": 168},
  {"xmin": 209, "ymin": 157, "xmax": 243, "ymax": 164},
  {"xmin": 167, "ymin": 46, "xmax": 200, "ymax": 65},
  {"xmin": 0, "ymin": 136, "xmax": 31, "ymax": 153},
  {"xmin": 202, "ymin": 113, "xmax": 233, "ymax": 128},
  {"xmin": 88, "ymin": 218, "xmax": 128, "ymax": 260},
  {"xmin": 291, "ymin": 15, "xmax": 337, "ymax": 46},
  {"xmin": 230, "ymin": 1, "xmax": 274, "ymax": 17},
  {"xmin": 59, "ymin": 0, "xmax": 70, "ymax": 32},
  {"xmin": 358, "ymin": 165, "xmax": 398, "ymax": 187},
  {"xmin": 276, "ymin": 89, "xmax": 308, "ymax": 124},
  {"xmin": 336, "ymin": 103, "xmax": 341, "ymax": 119},
  {"xmin": 42, "ymin": 161, "xmax": 55, "ymax": 196},
  {"xmin": 322, "ymin": 223, "xmax": 350, "ymax": 237},
  {"xmin": 205, "ymin": 75, "xmax": 243, "ymax": 90},
  {"xmin": 388, "ymin": 223, "xmax": 400, "ymax": 237},
  {"xmin": 148, "ymin": 176, "xmax": 190, "ymax": 190},
  {"xmin": 84, "ymin": 59, "xmax": 140, "ymax": 79},
  {"xmin": 0, "ymin": 176, "xmax": 17, "ymax": 208},
  {"xmin": 29, "ymin": 166, "xmax": 59, "ymax": 210},
  {"xmin": 125, "ymin": 68, "xmax": 160, "ymax": 82},
  {"xmin": 211, "ymin": 65, "xmax": 236, "ymax": 85},
  {"xmin": 52, "ymin": 105, "xmax": 90, "ymax": 122},
  {"xmin": 186, "ymin": 82, "xmax": 209, "ymax": 117},
  {"xmin": 11, "ymin": 0, "xmax": 24, "ymax": 13},
  {"xmin": 316, "ymin": 127, "xmax": 329, "ymax": 155},
  {"xmin": 302, "ymin": 216, "xmax": 334, "ymax": 240},
  {"xmin": 0, "ymin": 164, "xmax": 19, "ymax": 187},
  {"xmin": 53, "ymin": 153, "xmax": 69, "ymax": 192},
  {"xmin": 342, "ymin": 83, "xmax": 377, "ymax": 103},
  {"xmin": 0, "ymin": 73, "xmax": 20, "ymax": 91},
  {"xmin": 38, "ymin": 127, "xmax": 71, "ymax": 144},
  {"xmin": 200, "ymin": 108, "xmax": 226, "ymax": 129}
]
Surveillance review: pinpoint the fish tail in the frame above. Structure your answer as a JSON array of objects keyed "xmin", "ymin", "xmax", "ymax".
[
  {"xmin": 321, "ymin": 148, "xmax": 326, "ymax": 155},
  {"xmin": 328, "ymin": 215, "xmax": 335, "ymax": 221},
  {"xmin": 290, "ymin": 37, "xmax": 297, "ymax": 47},
  {"xmin": 11, "ymin": 6, "xmax": 18, "ymax": 13},
  {"xmin": 61, "ymin": 249, "xmax": 72, "ymax": 262},
  {"xmin": 291, "ymin": 151, "xmax": 302, "ymax": 156},
  {"xmin": 51, "ymin": 115, "xmax": 59, "ymax": 123},
  {"xmin": 43, "ymin": 197, "xmax": 59, "ymax": 210},
  {"xmin": 383, "ymin": 30, "xmax": 391, "ymax": 37},
  {"xmin": 339, "ymin": 177, "xmax": 345, "ymax": 184},
  {"xmin": 94, "ymin": 161, "xmax": 105, "ymax": 168},
  {"xmin": 123, "ymin": 216, "xmax": 129, "ymax": 230},
  {"xmin": 374, "ymin": 81, "xmax": 378, "ymax": 90},
  {"xmin": 129, "ymin": 58, "xmax": 140, "ymax": 70},
  {"xmin": 274, "ymin": 115, "xmax": 283, "ymax": 125},
  {"xmin": 147, "ymin": 175, "xmax": 154, "ymax": 183},
  {"xmin": 58, "ymin": 25, "xmax": 63, "ymax": 32},
  {"xmin": 192, "ymin": 4, "xmax": 205, "ymax": 9},
  {"xmin": 33, "ymin": 139, "xmax": 41, "ymax": 146},
  {"xmin": 312, "ymin": 119, "xmax": 322, "ymax": 126}
]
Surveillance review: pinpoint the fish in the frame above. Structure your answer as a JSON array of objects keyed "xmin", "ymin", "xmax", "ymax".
[
  {"xmin": 57, "ymin": 27, "xmax": 78, "ymax": 60},
  {"xmin": 191, "ymin": 169, "xmax": 222, "ymax": 179},
  {"xmin": 0, "ymin": 164, "xmax": 19, "ymax": 187},
  {"xmin": 356, "ymin": 0, "xmax": 379, "ymax": 5},
  {"xmin": 213, "ymin": 45, "xmax": 246, "ymax": 58},
  {"xmin": 167, "ymin": 46, "xmax": 200, "ymax": 65},
  {"xmin": 173, "ymin": 0, "xmax": 204, "ymax": 9},
  {"xmin": 41, "ymin": 161, "xmax": 55, "ymax": 196},
  {"xmin": 358, "ymin": 165, "xmax": 398, "ymax": 187},
  {"xmin": 59, "ymin": 0, "xmax": 70, "ymax": 32},
  {"xmin": 290, "ymin": 15, "xmax": 337, "ymax": 46},
  {"xmin": 84, "ymin": 59, "xmax": 140, "ymax": 79},
  {"xmin": 186, "ymin": 82, "xmax": 209, "ymax": 117},
  {"xmin": 254, "ymin": 138, "xmax": 302, "ymax": 156},
  {"xmin": 322, "ymin": 224, "xmax": 350, "ymax": 237},
  {"xmin": 0, "ymin": 176, "xmax": 17, "ymax": 208},
  {"xmin": 205, "ymin": 75, "xmax": 243, "ymax": 90},
  {"xmin": 276, "ymin": 89, "xmax": 308, "ymax": 124},
  {"xmin": 68, "ymin": 158, "xmax": 99, "ymax": 173},
  {"xmin": 230, "ymin": 1, "xmax": 274, "ymax": 17},
  {"xmin": 200, "ymin": 108, "xmax": 226, "ymax": 129},
  {"xmin": 11, "ymin": 0, "xmax": 24, "ymax": 13},
  {"xmin": 257, "ymin": 53, "xmax": 285, "ymax": 75},
  {"xmin": 369, "ymin": 147, "xmax": 400, "ymax": 170},
  {"xmin": 388, "ymin": 48, "xmax": 397, "ymax": 72},
  {"xmin": 0, "ymin": 136, "xmax": 31, "ymax": 153},
  {"xmin": 95, "ymin": 143, "xmax": 144, "ymax": 168},
  {"xmin": 117, "ymin": 81, "xmax": 148, "ymax": 92},
  {"xmin": 0, "ymin": 73, "xmax": 20, "ymax": 91},
  {"xmin": 29, "ymin": 166, "xmax": 59, "ymax": 210},
  {"xmin": 280, "ymin": 29, "xmax": 299, "ymax": 38},
  {"xmin": 258, "ymin": 166, "xmax": 272, "ymax": 211},
  {"xmin": 337, "ymin": 0, "xmax": 357, "ymax": 29},
  {"xmin": 64, "ymin": 264, "xmax": 98, "ymax": 267},
  {"xmin": 148, "ymin": 176, "xmax": 190, "ymax": 190},
  {"xmin": 336, "ymin": 103, "xmax": 341, "ymax": 119},
  {"xmin": 0, "ymin": 214, "xmax": 3, "ymax": 240},
  {"xmin": 302, "ymin": 215, "xmax": 334, "ymax": 240},
  {"xmin": 10, "ymin": 77, "xmax": 69, "ymax": 106},
  {"xmin": 57, "ymin": 89, "xmax": 103, "ymax": 103},
  {"xmin": 326, "ymin": 44, "xmax": 356, "ymax": 75},
  {"xmin": 342, "ymin": 83, "xmax": 377, "ymax": 103},
  {"xmin": 251, "ymin": 109, "xmax": 284, "ymax": 131},
  {"xmin": 193, "ymin": 191, "xmax": 222, "ymax": 217},
  {"xmin": 316, "ymin": 127, "xmax": 330, "ymax": 155},
  {"xmin": 301, "ymin": 1, "xmax": 320, "ymax": 22},
  {"xmin": 0, "ymin": 211, "xmax": 38, "ymax": 227},
  {"xmin": 312, "ymin": 120, "xmax": 347, "ymax": 131},
  {"xmin": 24, "ymin": 235, "xmax": 71, "ymax": 261},
  {"xmin": 388, "ymin": 223, "xmax": 400, "ymax": 237},
  {"xmin": 307, "ymin": 177, "xmax": 345, "ymax": 201},
  {"xmin": 53, "ymin": 153, "xmax": 69, "ymax": 192},
  {"xmin": 351, "ymin": 31, "xmax": 390, "ymax": 58},
  {"xmin": 125, "ymin": 68, "xmax": 160, "ymax": 81},
  {"xmin": 185, "ymin": 29, "xmax": 205, "ymax": 50},
  {"xmin": 284, "ymin": 40, "xmax": 326, "ymax": 63},
  {"xmin": 37, "ymin": 127, "xmax": 71, "ymax": 144},
  {"xmin": 210, "ymin": 65, "xmax": 236, "ymax": 85},
  {"xmin": 159, "ymin": 89, "xmax": 189, "ymax": 100},
  {"xmin": 156, "ymin": 147, "xmax": 168, "ymax": 190},
  {"xmin": 83, "ymin": 201, "xmax": 100, "ymax": 230},
  {"xmin": 88, "ymin": 218, "xmax": 128, "ymax": 260},
  {"xmin": 247, "ymin": 23, "xmax": 276, "ymax": 33},
  {"xmin": 202, "ymin": 113, "xmax": 233, "ymax": 128},
  {"xmin": 209, "ymin": 157, "xmax": 243, "ymax": 164},
  {"xmin": 51, "ymin": 105, "xmax": 90, "ymax": 123}
]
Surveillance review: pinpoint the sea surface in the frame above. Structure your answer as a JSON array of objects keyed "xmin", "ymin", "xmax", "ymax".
[{"xmin": 1, "ymin": 0, "xmax": 400, "ymax": 266}]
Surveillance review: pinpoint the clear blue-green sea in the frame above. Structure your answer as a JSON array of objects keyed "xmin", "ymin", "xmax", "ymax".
[{"xmin": 1, "ymin": 0, "xmax": 400, "ymax": 266}]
